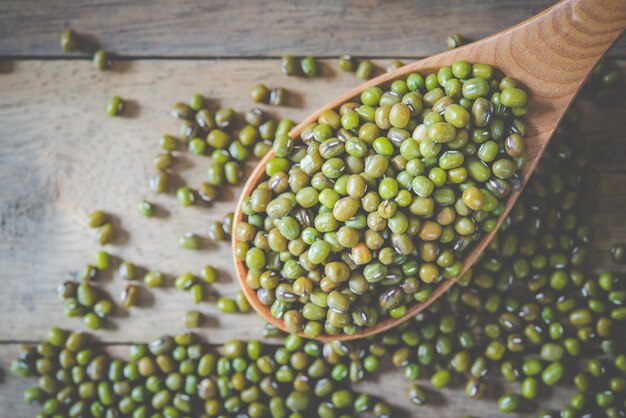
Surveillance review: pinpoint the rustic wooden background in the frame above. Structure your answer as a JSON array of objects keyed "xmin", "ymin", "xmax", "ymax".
[{"xmin": 0, "ymin": 1, "xmax": 624, "ymax": 416}]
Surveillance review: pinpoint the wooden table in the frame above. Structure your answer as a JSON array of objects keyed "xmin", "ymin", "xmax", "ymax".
[{"xmin": 1, "ymin": 1, "xmax": 624, "ymax": 416}]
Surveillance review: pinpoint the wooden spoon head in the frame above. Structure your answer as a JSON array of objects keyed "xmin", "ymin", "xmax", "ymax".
[
  {"xmin": 233, "ymin": 0, "xmax": 625, "ymax": 340},
  {"xmin": 232, "ymin": 61, "xmax": 523, "ymax": 342}
]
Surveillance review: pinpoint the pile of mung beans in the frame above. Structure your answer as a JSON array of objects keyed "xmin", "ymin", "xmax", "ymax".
[
  {"xmin": 236, "ymin": 62, "xmax": 531, "ymax": 337},
  {"xmin": 11, "ymin": 328, "xmax": 394, "ymax": 417},
  {"xmin": 10, "ymin": 29, "xmax": 625, "ymax": 417}
]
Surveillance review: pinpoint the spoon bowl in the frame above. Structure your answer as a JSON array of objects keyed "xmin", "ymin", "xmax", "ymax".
[{"xmin": 233, "ymin": 0, "xmax": 626, "ymax": 341}]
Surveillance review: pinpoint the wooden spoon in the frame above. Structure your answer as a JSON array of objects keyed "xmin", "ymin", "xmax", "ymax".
[{"xmin": 233, "ymin": 0, "xmax": 626, "ymax": 341}]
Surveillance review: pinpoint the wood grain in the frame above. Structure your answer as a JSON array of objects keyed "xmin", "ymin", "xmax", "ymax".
[
  {"xmin": 0, "ymin": 59, "xmax": 624, "ymax": 417},
  {"xmin": 233, "ymin": 0, "xmax": 626, "ymax": 340},
  {"xmin": 1, "ymin": 0, "xmax": 625, "ymax": 58}
]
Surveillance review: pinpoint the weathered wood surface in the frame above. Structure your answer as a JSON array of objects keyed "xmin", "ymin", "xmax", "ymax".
[
  {"xmin": 1, "ymin": 0, "xmax": 625, "ymax": 58},
  {"xmin": 0, "ymin": 59, "xmax": 624, "ymax": 416}
]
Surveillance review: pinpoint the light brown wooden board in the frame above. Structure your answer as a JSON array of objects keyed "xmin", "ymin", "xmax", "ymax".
[
  {"xmin": 1, "ymin": 0, "xmax": 625, "ymax": 57},
  {"xmin": 0, "ymin": 59, "xmax": 625, "ymax": 417}
]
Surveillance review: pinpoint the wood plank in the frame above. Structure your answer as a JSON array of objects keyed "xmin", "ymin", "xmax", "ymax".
[
  {"xmin": 0, "ymin": 59, "xmax": 625, "ymax": 346},
  {"xmin": 1, "ymin": 0, "xmax": 625, "ymax": 57},
  {"xmin": 0, "ymin": 342, "xmax": 575, "ymax": 417}
]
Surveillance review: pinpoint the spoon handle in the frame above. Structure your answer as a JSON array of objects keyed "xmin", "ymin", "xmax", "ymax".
[
  {"xmin": 452, "ymin": 0, "xmax": 625, "ymax": 181},
  {"xmin": 492, "ymin": 0, "xmax": 626, "ymax": 80},
  {"xmin": 488, "ymin": 0, "xmax": 626, "ymax": 99},
  {"xmin": 404, "ymin": 0, "xmax": 624, "ymax": 187}
]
